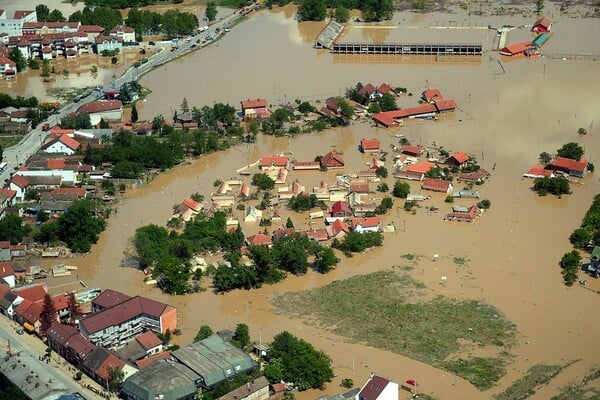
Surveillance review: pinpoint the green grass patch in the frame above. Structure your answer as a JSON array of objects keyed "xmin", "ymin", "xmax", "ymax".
[
  {"xmin": 495, "ymin": 363, "xmax": 572, "ymax": 400},
  {"xmin": 274, "ymin": 271, "xmax": 516, "ymax": 389},
  {"xmin": 400, "ymin": 253, "xmax": 421, "ymax": 261},
  {"xmin": 443, "ymin": 357, "xmax": 506, "ymax": 390},
  {"xmin": 551, "ymin": 366, "xmax": 600, "ymax": 400},
  {"xmin": 453, "ymin": 256, "xmax": 470, "ymax": 266},
  {"xmin": 0, "ymin": 136, "xmax": 22, "ymax": 150}
]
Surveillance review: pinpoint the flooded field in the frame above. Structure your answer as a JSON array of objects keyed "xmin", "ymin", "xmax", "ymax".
[{"xmin": 7, "ymin": 2, "xmax": 600, "ymax": 399}]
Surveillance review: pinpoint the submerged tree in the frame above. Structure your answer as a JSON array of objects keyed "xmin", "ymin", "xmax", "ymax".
[{"xmin": 40, "ymin": 294, "xmax": 57, "ymax": 335}]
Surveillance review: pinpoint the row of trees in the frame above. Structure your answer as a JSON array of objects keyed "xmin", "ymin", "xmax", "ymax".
[
  {"xmin": 270, "ymin": 0, "xmax": 393, "ymax": 21},
  {"xmin": 68, "ymin": 7, "xmax": 123, "ymax": 34},
  {"xmin": 35, "ymin": 4, "xmax": 68, "ymax": 23},
  {"xmin": 126, "ymin": 8, "xmax": 198, "ymax": 39},
  {"xmin": 83, "ymin": 0, "xmax": 184, "ymax": 8}
]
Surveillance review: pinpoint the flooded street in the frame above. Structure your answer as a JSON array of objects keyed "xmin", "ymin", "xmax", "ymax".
[{"xmin": 8, "ymin": 2, "xmax": 600, "ymax": 399}]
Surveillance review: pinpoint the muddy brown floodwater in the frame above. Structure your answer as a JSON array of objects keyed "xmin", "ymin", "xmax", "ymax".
[{"xmin": 35, "ymin": 3, "xmax": 600, "ymax": 400}]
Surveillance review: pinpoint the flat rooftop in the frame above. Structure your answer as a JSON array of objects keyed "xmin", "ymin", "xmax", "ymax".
[{"xmin": 337, "ymin": 26, "xmax": 488, "ymax": 46}]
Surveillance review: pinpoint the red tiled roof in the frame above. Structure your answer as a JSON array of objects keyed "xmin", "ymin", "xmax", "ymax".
[
  {"xmin": 24, "ymin": 22, "xmax": 80, "ymax": 29},
  {"xmin": 358, "ymin": 83, "xmax": 376, "ymax": 97},
  {"xmin": 402, "ymin": 145, "xmax": 422, "ymax": 156},
  {"xmin": 330, "ymin": 201, "xmax": 352, "ymax": 216},
  {"xmin": 0, "ymin": 262, "xmax": 14, "ymax": 278},
  {"xmin": 377, "ymin": 83, "xmax": 393, "ymax": 94},
  {"xmin": 96, "ymin": 354, "xmax": 125, "ymax": 381},
  {"xmin": 110, "ymin": 25, "xmax": 135, "ymax": 33},
  {"xmin": 11, "ymin": 175, "xmax": 30, "ymax": 189},
  {"xmin": 14, "ymin": 10, "xmax": 34, "ymax": 19},
  {"xmin": 52, "ymin": 294, "xmax": 69, "ymax": 311},
  {"xmin": 65, "ymin": 333, "xmax": 96, "ymax": 360},
  {"xmin": 0, "ymin": 57, "xmax": 16, "ymax": 66},
  {"xmin": 0, "ymin": 241, "xmax": 9, "ymax": 250},
  {"xmin": 533, "ymin": 17, "xmax": 552, "ymax": 29},
  {"xmin": 246, "ymin": 233, "xmax": 272, "ymax": 246},
  {"xmin": 42, "ymin": 46, "xmax": 53, "ymax": 53},
  {"xmin": 434, "ymin": 99, "xmax": 457, "ymax": 112},
  {"xmin": 15, "ymin": 299, "xmax": 43, "ymax": 324},
  {"xmin": 422, "ymin": 178, "xmax": 452, "ymax": 192},
  {"xmin": 448, "ymin": 151, "xmax": 469, "ymax": 165},
  {"xmin": 46, "ymin": 159, "xmax": 66, "ymax": 170},
  {"xmin": 15, "ymin": 284, "xmax": 47, "ymax": 303},
  {"xmin": 321, "ymin": 151, "xmax": 344, "ymax": 168},
  {"xmin": 301, "ymin": 228, "xmax": 328, "ymax": 241},
  {"xmin": 350, "ymin": 183, "xmax": 369, "ymax": 193},
  {"xmin": 458, "ymin": 169, "xmax": 490, "ymax": 182},
  {"xmin": 79, "ymin": 25, "xmax": 105, "ymax": 33},
  {"xmin": 0, "ymin": 188, "xmax": 17, "ymax": 200},
  {"xmin": 360, "ymin": 138, "xmax": 380, "ymax": 151},
  {"xmin": 422, "ymin": 88, "xmax": 443, "ymax": 102},
  {"xmin": 182, "ymin": 198, "xmax": 202, "ymax": 212},
  {"xmin": 46, "ymin": 322, "xmax": 78, "ymax": 346},
  {"xmin": 92, "ymin": 289, "xmax": 131, "ymax": 310},
  {"xmin": 81, "ymin": 295, "xmax": 171, "ymax": 335},
  {"xmin": 500, "ymin": 41, "xmax": 532, "ymax": 55},
  {"xmin": 272, "ymin": 227, "xmax": 295, "ymax": 240},
  {"xmin": 78, "ymin": 100, "xmax": 122, "ymax": 114},
  {"xmin": 95, "ymin": 34, "xmax": 122, "ymax": 44},
  {"xmin": 57, "ymin": 134, "xmax": 81, "ymax": 151},
  {"xmin": 351, "ymin": 217, "xmax": 380, "ymax": 229},
  {"xmin": 135, "ymin": 351, "xmax": 172, "ymax": 369},
  {"xmin": 241, "ymin": 98, "xmax": 267, "ymax": 109},
  {"xmin": 524, "ymin": 165, "xmax": 553, "ymax": 178},
  {"xmin": 326, "ymin": 98, "xmax": 340, "ymax": 111},
  {"xmin": 51, "ymin": 187, "xmax": 86, "ymax": 197},
  {"xmin": 260, "ymin": 155, "xmax": 288, "ymax": 167},
  {"xmin": 359, "ymin": 375, "xmax": 391, "ymax": 400},
  {"xmin": 136, "ymin": 331, "xmax": 163, "ymax": 350},
  {"xmin": 326, "ymin": 219, "xmax": 350, "ymax": 238},
  {"xmin": 407, "ymin": 162, "xmax": 435, "ymax": 174},
  {"xmin": 551, "ymin": 157, "xmax": 588, "ymax": 173}
]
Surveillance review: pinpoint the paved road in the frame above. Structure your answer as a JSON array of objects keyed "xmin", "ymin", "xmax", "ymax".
[
  {"xmin": 0, "ymin": 316, "xmax": 104, "ymax": 400},
  {"xmin": 1, "ymin": 7, "xmax": 249, "ymax": 184}
]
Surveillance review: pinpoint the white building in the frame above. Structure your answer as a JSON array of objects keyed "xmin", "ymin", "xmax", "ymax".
[
  {"xmin": 0, "ymin": 10, "xmax": 37, "ymax": 37},
  {"xmin": 109, "ymin": 25, "xmax": 136, "ymax": 43},
  {"xmin": 42, "ymin": 134, "xmax": 81, "ymax": 155}
]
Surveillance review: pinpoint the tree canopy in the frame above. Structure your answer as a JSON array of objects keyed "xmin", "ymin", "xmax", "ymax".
[
  {"xmin": 0, "ymin": 214, "xmax": 32, "ymax": 245},
  {"xmin": 556, "ymin": 142, "xmax": 584, "ymax": 161},
  {"xmin": 194, "ymin": 325, "xmax": 214, "ymax": 342},
  {"xmin": 268, "ymin": 331, "xmax": 334, "ymax": 390},
  {"xmin": 252, "ymin": 173, "xmax": 275, "ymax": 191},
  {"xmin": 56, "ymin": 199, "xmax": 106, "ymax": 253},
  {"xmin": 205, "ymin": 2, "xmax": 218, "ymax": 21},
  {"xmin": 533, "ymin": 177, "xmax": 570, "ymax": 196},
  {"xmin": 393, "ymin": 181, "xmax": 410, "ymax": 198}
]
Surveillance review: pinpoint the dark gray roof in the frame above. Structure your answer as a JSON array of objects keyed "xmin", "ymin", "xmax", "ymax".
[
  {"xmin": 114, "ymin": 337, "xmax": 147, "ymax": 362},
  {"xmin": 25, "ymin": 175, "xmax": 62, "ymax": 186},
  {"xmin": 82, "ymin": 347, "xmax": 111, "ymax": 373},
  {"xmin": 41, "ymin": 200, "xmax": 74, "ymax": 212},
  {"xmin": 0, "ymin": 288, "xmax": 18, "ymax": 310},
  {"xmin": 121, "ymin": 358, "xmax": 199, "ymax": 400},
  {"xmin": 172, "ymin": 335, "xmax": 257, "ymax": 387}
]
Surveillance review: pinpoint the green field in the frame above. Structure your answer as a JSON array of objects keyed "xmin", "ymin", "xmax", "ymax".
[
  {"xmin": 275, "ymin": 270, "xmax": 516, "ymax": 390},
  {"xmin": 0, "ymin": 136, "xmax": 22, "ymax": 150}
]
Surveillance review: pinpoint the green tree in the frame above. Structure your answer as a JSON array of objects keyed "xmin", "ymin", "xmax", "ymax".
[
  {"xmin": 48, "ymin": 9, "xmax": 66, "ymax": 22},
  {"xmin": 559, "ymin": 250, "xmax": 582, "ymax": 270},
  {"xmin": 264, "ymin": 358, "xmax": 284, "ymax": 383},
  {"xmin": 269, "ymin": 331, "xmax": 334, "ymax": 390},
  {"xmin": 34, "ymin": 221, "xmax": 60, "ymax": 244},
  {"xmin": 107, "ymin": 365, "xmax": 124, "ymax": 393},
  {"xmin": 313, "ymin": 246, "xmax": 338, "ymax": 273},
  {"xmin": 336, "ymin": 98, "xmax": 354, "ymax": 119},
  {"xmin": 376, "ymin": 93, "xmax": 397, "ymax": 111},
  {"xmin": 392, "ymin": 181, "xmax": 410, "ymax": 198},
  {"xmin": 377, "ymin": 182, "xmax": 389, "ymax": 192},
  {"xmin": 285, "ymin": 217, "xmax": 294, "ymax": 228},
  {"xmin": 233, "ymin": 323, "xmax": 250, "ymax": 348},
  {"xmin": 533, "ymin": 177, "xmax": 570, "ymax": 196},
  {"xmin": 556, "ymin": 142, "xmax": 584, "ymax": 161},
  {"xmin": 60, "ymin": 112, "xmax": 92, "ymax": 129},
  {"xmin": 252, "ymin": 173, "xmax": 275, "ymax": 190},
  {"xmin": 180, "ymin": 97, "xmax": 189, "ymax": 113},
  {"xmin": 334, "ymin": 6, "xmax": 350, "ymax": 22},
  {"xmin": 375, "ymin": 166, "xmax": 388, "ymax": 178},
  {"xmin": 569, "ymin": 228, "xmax": 590, "ymax": 249},
  {"xmin": 363, "ymin": 0, "xmax": 393, "ymax": 21},
  {"xmin": 56, "ymin": 199, "xmax": 106, "ymax": 252},
  {"xmin": 131, "ymin": 103, "xmax": 139, "ymax": 123},
  {"xmin": 194, "ymin": 325, "xmax": 214, "ymax": 342},
  {"xmin": 367, "ymin": 102, "xmax": 381, "ymax": 114},
  {"xmin": 298, "ymin": 101, "xmax": 315, "ymax": 114},
  {"xmin": 205, "ymin": 2, "xmax": 218, "ymax": 21},
  {"xmin": 375, "ymin": 197, "xmax": 393, "ymax": 215},
  {"xmin": 41, "ymin": 59, "xmax": 51, "ymax": 77},
  {"xmin": 539, "ymin": 151, "xmax": 552, "ymax": 164},
  {"xmin": 36, "ymin": 4, "xmax": 51, "ymax": 21},
  {"xmin": 299, "ymin": 0, "xmax": 327, "ymax": 21},
  {"xmin": 333, "ymin": 231, "xmax": 383, "ymax": 253},
  {"xmin": 535, "ymin": 0, "xmax": 545, "ymax": 15},
  {"xmin": 0, "ymin": 214, "xmax": 32, "ymax": 245},
  {"xmin": 9, "ymin": 47, "xmax": 26, "ymax": 72},
  {"xmin": 477, "ymin": 199, "xmax": 491, "ymax": 209}
]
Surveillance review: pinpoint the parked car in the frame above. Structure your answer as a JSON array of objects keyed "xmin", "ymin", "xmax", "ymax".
[
  {"xmin": 41, "ymin": 123, "xmax": 50, "ymax": 131},
  {"xmin": 148, "ymin": 41, "xmax": 156, "ymax": 46}
]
